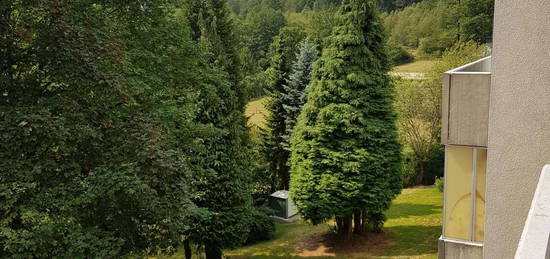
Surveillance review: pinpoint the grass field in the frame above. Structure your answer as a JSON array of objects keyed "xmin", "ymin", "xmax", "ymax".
[
  {"xmin": 226, "ymin": 187, "xmax": 442, "ymax": 259},
  {"xmin": 393, "ymin": 59, "xmax": 438, "ymax": 73},
  {"xmin": 245, "ymin": 97, "xmax": 268, "ymax": 127}
]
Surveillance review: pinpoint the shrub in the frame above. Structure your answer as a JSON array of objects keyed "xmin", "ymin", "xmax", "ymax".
[
  {"xmin": 417, "ymin": 33, "xmax": 455, "ymax": 57},
  {"xmin": 245, "ymin": 206, "xmax": 276, "ymax": 244},
  {"xmin": 401, "ymin": 149, "xmax": 418, "ymax": 187},
  {"xmin": 399, "ymin": 148, "xmax": 443, "ymax": 187},
  {"xmin": 388, "ymin": 44, "xmax": 414, "ymax": 66},
  {"xmin": 435, "ymin": 177, "xmax": 444, "ymax": 192},
  {"xmin": 422, "ymin": 148, "xmax": 444, "ymax": 185}
]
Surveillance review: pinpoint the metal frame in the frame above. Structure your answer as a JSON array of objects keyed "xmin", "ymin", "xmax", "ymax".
[
  {"xmin": 445, "ymin": 56, "xmax": 492, "ymax": 75},
  {"xmin": 442, "ymin": 149, "xmax": 448, "ymax": 237},
  {"xmin": 442, "ymin": 146, "xmax": 487, "ymax": 243},
  {"xmin": 470, "ymin": 149, "xmax": 478, "ymax": 241},
  {"xmin": 439, "ymin": 236, "xmax": 484, "ymax": 247}
]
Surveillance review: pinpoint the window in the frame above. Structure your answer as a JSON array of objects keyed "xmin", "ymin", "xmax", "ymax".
[{"xmin": 443, "ymin": 146, "xmax": 486, "ymax": 243}]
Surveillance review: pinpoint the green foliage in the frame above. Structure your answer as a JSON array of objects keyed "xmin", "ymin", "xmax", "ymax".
[
  {"xmin": 182, "ymin": 0, "xmax": 254, "ymax": 256},
  {"xmin": 290, "ymin": 0, "xmax": 402, "ymax": 234},
  {"xmin": 245, "ymin": 206, "xmax": 276, "ymax": 244},
  {"xmin": 401, "ymin": 149, "xmax": 418, "ymax": 187},
  {"xmin": 393, "ymin": 41, "xmax": 487, "ymax": 187},
  {"xmin": 383, "ymin": 0, "xmax": 456, "ymax": 56},
  {"xmin": 459, "ymin": 0, "xmax": 494, "ymax": 44},
  {"xmin": 435, "ymin": 177, "xmax": 444, "ymax": 192},
  {"xmin": 388, "ymin": 43, "xmax": 414, "ymax": 65},
  {"xmin": 263, "ymin": 27, "xmax": 306, "ymax": 190},
  {"xmin": 417, "ymin": 32, "xmax": 456, "ymax": 57},
  {"xmin": 383, "ymin": 0, "xmax": 494, "ymax": 57},
  {"xmin": 0, "ymin": 0, "xmax": 207, "ymax": 257},
  {"xmin": 299, "ymin": 7, "xmax": 340, "ymax": 48},
  {"xmin": 378, "ymin": 0, "xmax": 422, "ymax": 12},
  {"xmin": 281, "ymin": 39, "xmax": 318, "ymax": 149},
  {"xmin": 430, "ymin": 40, "xmax": 489, "ymax": 75},
  {"xmin": 393, "ymin": 77, "xmax": 441, "ymax": 185},
  {"xmin": 237, "ymin": 6, "xmax": 287, "ymax": 71}
]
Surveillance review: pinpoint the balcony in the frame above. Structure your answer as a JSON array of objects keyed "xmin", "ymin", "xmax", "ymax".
[{"xmin": 441, "ymin": 56, "xmax": 492, "ymax": 147}]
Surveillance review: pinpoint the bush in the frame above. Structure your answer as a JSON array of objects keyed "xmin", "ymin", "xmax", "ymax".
[
  {"xmin": 388, "ymin": 44, "xmax": 414, "ymax": 66},
  {"xmin": 422, "ymin": 148, "xmax": 444, "ymax": 185},
  {"xmin": 417, "ymin": 33, "xmax": 455, "ymax": 57},
  {"xmin": 400, "ymin": 148, "xmax": 443, "ymax": 187},
  {"xmin": 435, "ymin": 177, "xmax": 444, "ymax": 192},
  {"xmin": 401, "ymin": 149, "xmax": 418, "ymax": 187},
  {"xmin": 245, "ymin": 206, "xmax": 276, "ymax": 245}
]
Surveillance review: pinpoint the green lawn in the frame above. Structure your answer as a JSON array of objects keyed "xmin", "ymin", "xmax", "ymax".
[
  {"xmin": 245, "ymin": 97, "xmax": 268, "ymax": 127},
  {"xmin": 226, "ymin": 187, "xmax": 442, "ymax": 258},
  {"xmin": 393, "ymin": 60, "xmax": 438, "ymax": 73}
]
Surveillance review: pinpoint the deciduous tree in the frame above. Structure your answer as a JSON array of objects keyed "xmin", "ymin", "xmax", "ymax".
[{"xmin": 0, "ymin": 0, "xmax": 204, "ymax": 256}]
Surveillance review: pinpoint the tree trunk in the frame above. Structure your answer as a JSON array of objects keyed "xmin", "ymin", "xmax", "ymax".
[
  {"xmin": 184, "ymin": 239, "xmax": 192, "ymax": 259},
  {"xmin": 336, "ymin": 216, "xmax": 343, "ymax": 236},
  {"xmin": 343, "ymin": 216, "xmax": 353, "ymax": 240},
  {"xmin": 361, "ymin": 210, "xmax": 369, "ymax": 233},
  {"xmin": 205, "ymin": 242, "xmax": 222, "ymax": 259},
  {"xmin": 270, "ymin": 163, "xmax": 277, "ymax": 192},
  {"xmin": 416, "ymin": 162, "xmax": 425, "ymax": 185},
  {"xmin": 336, "ymin": 216, "xmax": 353, "ymax": 240},
  {"xmin": 353, "ymin": 211, "xmax": 362, "ymax": 234}
]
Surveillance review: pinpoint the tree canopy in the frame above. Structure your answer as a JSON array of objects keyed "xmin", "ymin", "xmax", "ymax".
[
  {"xmin": 290, "ymin": 0, "xmax": 402, "ymax": 239},
  {"xmin": 1, "ymin": 0, "xmax": 207, "ymax": 256}
]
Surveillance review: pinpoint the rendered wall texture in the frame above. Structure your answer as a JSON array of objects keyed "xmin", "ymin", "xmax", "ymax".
[{"xmin": 485, "ymin": 1, "xmax": 550, "ymax": 258}]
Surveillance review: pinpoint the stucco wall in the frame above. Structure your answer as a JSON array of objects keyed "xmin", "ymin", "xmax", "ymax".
[
  {"xmin": 485, "ymin": 1, "xmax": 550, "ymax": 258},
  {"xmin": 440, "ymin": 240, "xmax": 483, "ymax": 259}
]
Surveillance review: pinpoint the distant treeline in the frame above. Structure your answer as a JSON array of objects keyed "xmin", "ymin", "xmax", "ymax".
[
  {"xmin": 383, "ymin": 0, "xmax": 493, "ymax": 56},
  {"xmin": 228, "ymin": 0, "xmax": 342, "ymax": 13},
  {"xmin": 228, "ymin": 0, "xmax": 428, "ymax": 13}
]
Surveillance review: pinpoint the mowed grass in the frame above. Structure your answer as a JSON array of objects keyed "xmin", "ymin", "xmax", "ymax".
[
  {"xmin": 226, "ymin": 187, "xmax": 442, "ymax": 259},
  {"xmin": 393, "ymin": 59, "xmax": 438, "ymax": 73},
  {"xmin": 245, "ymin": 97, "xmax": 268, "ymax": 127}
]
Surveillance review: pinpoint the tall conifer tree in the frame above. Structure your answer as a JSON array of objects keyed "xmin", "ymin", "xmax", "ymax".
[
  {"xmin": 281, "ymin": 39, "xmax": 318, "ymax": 149},
  {"xmin": 263, "ymin": 27, "xmax": 305, "ymax": 190},
  {"xmin": 289, "ymin": 0, "xmax": 402, "ymax": 240},
  {"xmin": 183, "ymin": 0, "xmax": 253, "ymax": 258}
]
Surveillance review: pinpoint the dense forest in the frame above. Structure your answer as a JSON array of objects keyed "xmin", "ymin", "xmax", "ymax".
[{"xmin": 1, "ymin": 0, "xmax": 493, "ymax": 258}]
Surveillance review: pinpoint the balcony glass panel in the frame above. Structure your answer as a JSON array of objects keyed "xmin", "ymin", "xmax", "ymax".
[{"xmin": 444, "ymin": 147, "xmax": 473, "ymax": 240}]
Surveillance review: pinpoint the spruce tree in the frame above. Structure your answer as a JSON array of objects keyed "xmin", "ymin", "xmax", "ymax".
[
  {"xmin": 263, "ymin": 27, "xmax": 305, "ymax": 191},
  {"xmin": 289, "ymin": 0, "xmax": 402, "ymax": 240},
  {"xmin": 281, "ymin": 39, "xmax": 318, "ymax": 150},
  {"xmin": 183, "ymin": 0, "xmax": 253, "ymax": 258}
]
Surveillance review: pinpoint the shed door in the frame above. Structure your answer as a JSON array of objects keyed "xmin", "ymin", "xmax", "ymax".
[{"xmin": 270, "ymin": 198, "xmax": 287, "ymax": 218}]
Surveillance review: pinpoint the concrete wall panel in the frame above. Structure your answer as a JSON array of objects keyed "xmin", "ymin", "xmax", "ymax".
[
  {"xmin": 447, "ymin": 74, "xmax": 490, "ymax": 147},
  {"xmin": 485, "ymin": 1, "xmax": 550, "ymax": 258}
]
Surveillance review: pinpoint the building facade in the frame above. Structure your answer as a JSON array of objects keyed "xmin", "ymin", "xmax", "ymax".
[{"xmin": 439, "ymin": 1, "xmax": 550, "ymax": 258}]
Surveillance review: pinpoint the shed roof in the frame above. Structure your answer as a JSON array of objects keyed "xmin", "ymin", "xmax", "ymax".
[{"xmin": 270, "ymin": 190, "xmax": 289, "ymax": 199}]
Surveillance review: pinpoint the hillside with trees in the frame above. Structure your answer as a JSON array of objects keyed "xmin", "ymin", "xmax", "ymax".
[{"xmin": 1, "ymin": 0, "xmax": 493, "ymax": 257}]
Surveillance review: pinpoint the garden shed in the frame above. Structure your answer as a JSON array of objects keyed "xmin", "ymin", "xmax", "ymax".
[{"xmin": 269, "ymin": 190, "xmax": 298, "ymax": 219}]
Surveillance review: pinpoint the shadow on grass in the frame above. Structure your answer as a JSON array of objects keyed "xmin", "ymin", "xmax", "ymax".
[
  {"xmin": 227, "ymin": 225, "xmax": 441, "ymax": 258},
  {"xmin": 380, "ymin": 225, "xmax": 441, "ymax": 256},
  {"xmin": 386, "ymin": 203, "xmax": 441, "ymax": 219}
]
